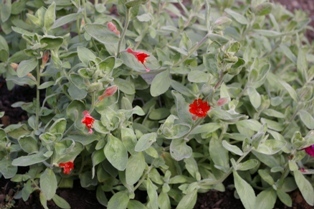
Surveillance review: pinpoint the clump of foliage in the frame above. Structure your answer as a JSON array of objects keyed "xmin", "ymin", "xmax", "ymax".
[{"xmin": 0, "ymin": 0, "xmax": 314, "ymax": 209}]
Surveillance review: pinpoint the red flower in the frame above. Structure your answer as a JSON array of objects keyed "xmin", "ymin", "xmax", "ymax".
[
  {"xmin": 81, "ymin": 111, "xmax": 95, "ymax": 133},
  {"xmin": 59, "ymin": 161, "xmax": 74, "ymax": 175},
  {"xmin": 304, "ymin": 145, "xmax": 314, "ymax": 157},
  {"xmin": 98, "ymin": 85, "xmax": 118, "ymax": 101},
  {"xmin": 126, "ymin": 48, "xmax": 150, "ymax": 72},
  {"xmin": 189, "ymin": 99, "xmax": 210, "ymax": 118},
  {"xmin": 107, "ymin": 22, "xmax": 120, "ymax": 36}
]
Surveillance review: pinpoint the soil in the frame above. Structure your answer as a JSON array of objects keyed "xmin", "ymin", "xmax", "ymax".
[{"xmin": 1, "ymin": 0, "xmax": 314, "ymax": 208}]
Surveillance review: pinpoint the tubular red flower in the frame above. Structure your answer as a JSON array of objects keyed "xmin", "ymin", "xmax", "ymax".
[
  {"xmin": 304, "ymin": 145, "xmax": 314, "ymax": 157},
  {"xmin": 59, "ymin": 161, "xmax": 74, "ymax": 175},
  {"xmin": 81, "ymin": 111, "xmax": 95, "ymax": 133},
  {"xmin": 189, "ymin": 99, "xmax": 210, "ymax": 118},
  {"xmin": 126, "ymin": 48, "xmax": 150, "ymax": 72}
]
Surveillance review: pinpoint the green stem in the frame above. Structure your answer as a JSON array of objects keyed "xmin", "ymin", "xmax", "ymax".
[
  {"xmin": 35, "ymin": 65, "xmax": 41, "ymax": 131},
  {"xmin": 282, "ymin": 104, "xmax": 302, "ymax": 135},
  {"xmin": 214, "ymin": 69, "xmax": 226, "ymax": 90},
  {"xmin": 133, "ymin": 166, "xmax": 153, "ymax": 191},
  {"xmin": 173, "ymin": 33, "xmax": 210, "ymax": 67},
  {"xmin": 117, "ymin": 8, "xmax": 130, "ymax": 57},
  {"xmin": 200, "ymin": 147, "xmax": 253, "ymax": 185}
]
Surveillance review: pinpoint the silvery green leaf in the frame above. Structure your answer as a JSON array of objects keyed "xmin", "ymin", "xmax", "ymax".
[
  {"xmin": 52, "ymin": 194, "xmax": 71, "ymax": 209},
  {"xmin": 107, "ymin": 191, "xmax": 129, "ymax": 209},
  {"xmin": 294, "ymin": 170, "xmax": 314, "ymax": 206},
  {"xmin": 128, "ymin": 200, "xmax": 147, "ymax": 209},
  {"xmin": 298, "ymin": 110, "xmax": 314, "ymax": 129},
  {"xmin": 255, "ymin": 189, "xmax": 276, "ymax": 209},
  {"xmin": 247, "ymin": 87, "xmax": 261, "ymax": 109},
  {"xmin": 224, "ymin": 8, "xmax": 248, "ymax": 24},
  {"xmin": 233, "ymin": 171, "xmax": 256, "ymax": 209},
  {"xmin": 276, "ymin": 189, "xmax": 292, "ymax": 207},
  {"xmin": 150, "ymin": 70, "xmax": 171, "ymax": 97},
  {"xmin": 176, "ymin": 189, "xmax": 197, "ymax": 209},
  {"xmin": 126, "ymin": 152, "xmax": 146, "ymax": 185},
  {"xmin": 17, "ymin": 58, "xmax": 37, "ymax": 78},
  {"xmin": 135, "ymin": 133, "xmax": 157, "ymax": 152},
  {"xmin": 170, "ymin": 138, "xmax": 192, "ymax": 161},
  {"xmin": 40, "ymin": 168, "xmax": 57, "ymax": 200},
  {"xmin": 210, "ymin": 137, "xmax": 229, "ymax": 171},
  {"xmin": 104, "ymin": 135, "xmax": 128, "ymax": 171},
  {"xmin": 222, "ymin": 140, "xmax": 243, "ymax": 156},
  {"xmin": 0, "ymin": 158, "xmax": 17, "ymax": 178}
]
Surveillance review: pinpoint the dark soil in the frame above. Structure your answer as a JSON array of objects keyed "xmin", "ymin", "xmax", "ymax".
[{"xmin": 1, "ymin": 0, "xmax": 314, "ymax": 208}]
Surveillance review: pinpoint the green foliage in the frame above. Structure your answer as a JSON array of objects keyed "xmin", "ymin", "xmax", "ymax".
[{"xmin": 0, "ymin": 0, "xmax": 314, "ymax": 208}]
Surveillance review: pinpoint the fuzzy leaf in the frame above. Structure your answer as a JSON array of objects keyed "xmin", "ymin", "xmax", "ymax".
[
  {"xmin": 107, "ymin": 191, "xmax": 129, "ymax": 209},
  {"xmin": 222, "ymin": 140, "xmax": 243, "ymax": 156},
  {"xmin": 247, "ymin": 87, "xmax": 261, "ymax": 109},
  {"xmin": 104, "ymin": 135, "xmax": 128, "ymax": 171},
  {"xmin": 40, "ymin": 168, "xmax": 57, "ymax": 200},
  {"xmin": 294, "ymin": 170, "xmax": 314, "ymax": 206},
  {"xmin": 170, "ymin": 138, "xmax": 192, "ymax": 161},
  {"xmin": 176, "ymin": 189, "xmax": 197, "ymax": 209},
  {"xmin": 225, "ymin": 8, "xmax": 248, "ymax": 24},
  {"xmin": 126, "ymin": 152, "xmax": 146, "ymax": 185},
  {"xmin": 234, "ymin": 171, "xmax": 256, "ymax": 209},
  {"xmin": 44, "ymin": 2, "xmax": 56, "ymax": 30},
  {"xmin": 18, "ymin": 135, "xmax": 38, "ymax": 153},
  {"xmin": 255, "ymin": 189, "xmax": 276, "ymax": 209},
  {"xmin": 17, "ymin": 58, "xmax": 38, "ymax": 78},
  {"xmin": 0, "ymin": 158, "xmax": 17, "ymax": 178},
  {"xmin": 298, "ymin": 110, "xmax": 314, "ymax": 129},
  {"xmin": 150, "ymin": 70, "xmax": 171, "ymax": 97},
  {"xmin": 52, "ymin": 13, "xmax": 80, "ymax": 29},
  {"xmin": 135, "ymin": 133, "xmax": 157, "ymax": 152},
  {"xmin": 49, "ymin": 118, "xmax": 67, "ymax": 135},
  {"xmin": 52, "ymin": 194, "xmax": 71, "ymax": 209}
]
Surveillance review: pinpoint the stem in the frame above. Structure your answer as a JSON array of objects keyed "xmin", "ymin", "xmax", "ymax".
[
  {"xmin": 200, "ymin": 147, "xmax": 253, "ymax": 185},
  {"xmin": 133, "ymin": 166, "xmax": 153, "ymax": 191},
  {"xmin": 173, "ymin": 33, "xmax": 210, "ymax": 67},
  {"xmin": 35, "ymin": 65, "xmax": 41, "ymax": 131},
  {"xmin": 117, "ymin": 8, "xmax": 130, "ymax": 57},
  {"xmin": 214, "ymin": 70, "xmax": 226, "ymax": 90},
  {"xmin": 282, "ymin": 104, "xmax": 302, "ymax": 135}
]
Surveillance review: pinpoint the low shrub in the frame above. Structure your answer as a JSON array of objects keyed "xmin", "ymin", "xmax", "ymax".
[{"xmin": 0, "ymin": 0, "xmax": 314, "ymax": 208}]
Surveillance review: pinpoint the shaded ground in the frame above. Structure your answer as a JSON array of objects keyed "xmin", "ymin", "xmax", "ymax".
[{"xmin": 1, "ymin": 0, "xmax": 314, "ymax": 208}]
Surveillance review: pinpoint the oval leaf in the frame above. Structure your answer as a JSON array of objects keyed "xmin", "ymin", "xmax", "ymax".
[
  {"xmin": 107, "ymin": 191, "xmax": 129, "ymax": 209},
  {"xmin": 17, "ymin": 58, "xmax": 38, "ymax": 78},
  {"xmin": 150, "ymin": 70, "xmax": 171, "ymax": 97},
  {"xmin": 294, "ymin": 170, "xmax": 314, "ymax": 206},
  {"xmin": 104, "ymin": 135, "xmax": 128, "ymax": 171},
  {"xmin": 40, "ymin": 168, "xmax": 57, "ymax": 200},
  {"xmin": 233, "ymin": 171, "xmax": 256, "ymax": 209},
  {"xmin": 126, "ymin": 152, "xmax": 146, "ymax": 185},
  {"xmin": 135, "ymin": 133, "xmax": 157, "ymax": 152}
]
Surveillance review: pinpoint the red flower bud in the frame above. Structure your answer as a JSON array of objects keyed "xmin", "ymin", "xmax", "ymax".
[
  {"xmin": 42, "ymin": 51, "xmax": 50, "ymax": 64},
  {"xmin": 189, "ymin": 99, "xmax": 210, "ymax": 118},
  {"xmin": 81, "ymin": 111, "xmax": 95, "ymax": 133},
  {"xmin": 98, "ymin": 85, "xmax": 118, "ymax": 101},
  {"xmin": 107, "ymin": 22, "xmax": 120, "ymax": 36},
  {"xmin": 217, "ymin": 97, "xmax": 228, "ymax": 106},
  {"xmin": 59, "ymin": 161, "xmax": 74, "ymax": 175}
]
